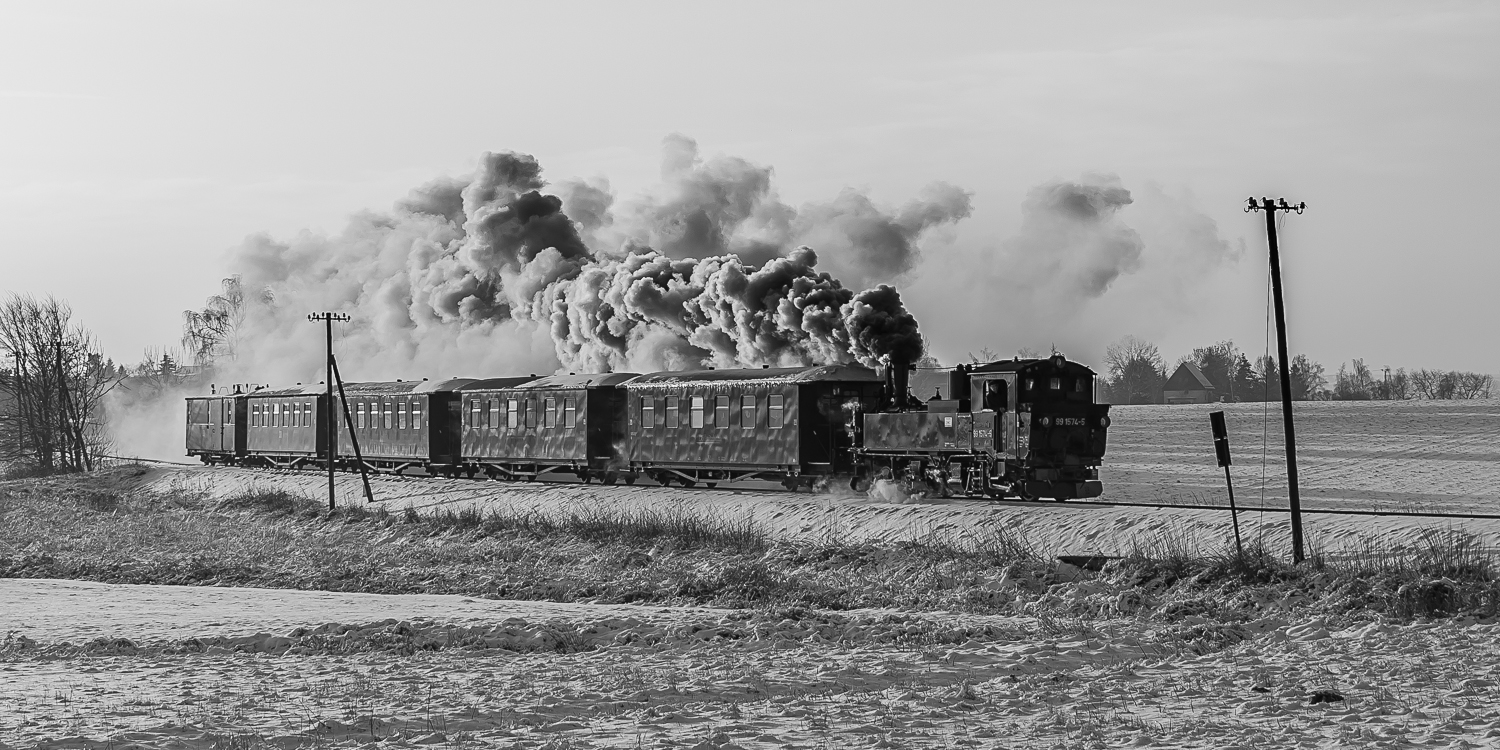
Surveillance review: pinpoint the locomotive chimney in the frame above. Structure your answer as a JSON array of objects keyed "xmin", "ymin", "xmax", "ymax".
[{"xmin": 891, "ymin": 355, "xmax": 912, "ymax": 410}]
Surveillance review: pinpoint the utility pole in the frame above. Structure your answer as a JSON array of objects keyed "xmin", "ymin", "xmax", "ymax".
[
  {"xmin": 1246, "ymin": 197, "xmax": 1307, "ymax": 563},
  {"xmin": 308, "ymin": 312, "xmax": 349, "ymax": 510}
]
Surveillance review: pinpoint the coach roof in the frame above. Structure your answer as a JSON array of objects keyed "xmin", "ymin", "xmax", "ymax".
[
  {"xmin": 626, "ymin": 364, "xmax": 880, "ymax": 388},
  {"xmin": 334, "ymin": 378, "xmax": 476, "ymax": 396},
  {"xmin": 244, "ymin": 383, "xmax": 327, "ymax": 398},
  {"xmin": 481, "ymin": 373, "xmax": 641, "ymax": 390}
]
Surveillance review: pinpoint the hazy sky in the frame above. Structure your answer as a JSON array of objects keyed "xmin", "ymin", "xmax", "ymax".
[{"xmin": 2, "ymin": 2, "xmax": 1497, "ymax": 375}]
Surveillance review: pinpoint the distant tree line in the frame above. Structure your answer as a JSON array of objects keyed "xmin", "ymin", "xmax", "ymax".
[{"xmin": 1098, "ymin": 335, "xmax": 1492, "ymax": 405}]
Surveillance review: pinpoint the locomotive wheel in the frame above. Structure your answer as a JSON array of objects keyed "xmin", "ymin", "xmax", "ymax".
[{"xmin": 850, "ymin": 475, "xmax": 872, "ymax": 493}]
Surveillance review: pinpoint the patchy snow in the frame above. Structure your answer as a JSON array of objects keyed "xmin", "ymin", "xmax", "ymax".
[{"xmin": 4, "ymin": 578, "xmax": 1500, "ymax": 748}]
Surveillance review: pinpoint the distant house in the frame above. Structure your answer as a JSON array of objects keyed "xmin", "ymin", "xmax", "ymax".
[{"xmin": 1164, "ymin": 362, "xmax": 1218, "ymax": 404}]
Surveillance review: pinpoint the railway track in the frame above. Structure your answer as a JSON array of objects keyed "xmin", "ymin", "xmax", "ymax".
[{"xmin": 101, "ymin": 456, "xmax": 1500, "ymax": 523}]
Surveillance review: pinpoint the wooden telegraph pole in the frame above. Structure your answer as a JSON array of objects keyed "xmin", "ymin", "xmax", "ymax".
[
  {"xmin": 309, "ymin": 312, "xmax": 349, "ymax": 510},
  {"xmin": 1246, "ymin": 197, "xmax": 1307, "ymax": 563}
]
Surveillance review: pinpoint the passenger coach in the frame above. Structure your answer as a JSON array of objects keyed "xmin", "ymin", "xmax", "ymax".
[
  {"xmin": 334, "ymin": 379, "xmax": 473, "ymax": 475},
  {"xmin": 185, "ymin": 392, "xmax": 245, "ymax": 464},
  {"xmin": 623, "ymin": 365, "xmax": 884, "ymax": 489},
  {"xmin": 458, "ymin": 373, "xmax": 634, "ymax": 482},
  {"xmin": 242, "ymin": 384, "xmax": 327, "ymax": 468}
]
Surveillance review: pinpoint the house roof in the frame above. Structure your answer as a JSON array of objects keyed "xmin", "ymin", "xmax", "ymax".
[{"xmin": 1166, "ymin": 362, "xmax": 1216, "ymax": 391}]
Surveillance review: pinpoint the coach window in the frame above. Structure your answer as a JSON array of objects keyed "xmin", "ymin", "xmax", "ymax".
[
  {"xmin": 542, "ymin": 397, "xmax": 556, "ymax": 428},
  {"xmin": 356, "ymin": 402, "xmax": 365, "ymax": 429},
  {"xmin": 382, "ymin": 399, "xmax": 393, "ymax": 430},
  {"xmin": 470, "ymin": 399, "xmax": 482, "ymax": 429},
  {"xmin": 741, "ymin": 395, "xmax": 756, "ymax": 429},
  {"xmin": 665, "ymin": 396, "xmax": 679, "ymax": 428},
  {"xmin": 397, "ymin": 401, "xmax": 407, "ymax": 430},
  {"xmin": 299, "ymin": 403, "xmax": 308, "ymax": 427},
  {"xmin": 715, "ymin": 395, "xmax": 730, "ymax": 428},
  {"xmin": 412, "ymin": 401, "xmax": 423, "ymax": 429},
  {"xmin": 487, "ymin": 399, "xmax": 500, "ymax": 430},
  {"xmin": 768, "ymin": 394, "xmax": 784, "ymax": 428},
  {"xmin": 523, "ymin": 399, "xmax": 536, "ymax": 429},
  {"xmin": 690, "ymin": 396, "xmax": 705, "ymax": 428},
  {"xmin": 641, "ymin": 397, "xmax": 654, "ymax": 429}
]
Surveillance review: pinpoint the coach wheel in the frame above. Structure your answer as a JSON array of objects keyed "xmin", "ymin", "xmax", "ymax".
[
  {"xmin": 704, "ymin": 482, "xmax": 717, "ymax": 489},
  {"xmin": 781, "ymin": 477, "xmax": 800, "ymax": 492},
  {"xmin": 602, "ymin": 473, "xmax": 618, "ymax": 486},
  {"xmin": 677, "ymin": 477, "xmax": 696, "ymax": 488},
  {"xmin": 624, "ymin": 475, "xmax": 637, "ymax": 486},
  {"xmin": 580, "ymin": 471, "xmax": 592, "ymax": 484}
]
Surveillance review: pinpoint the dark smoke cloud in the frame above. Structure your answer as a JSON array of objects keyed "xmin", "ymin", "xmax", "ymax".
[
  {"xmin": 221, "ymin": 140, "xmax": 950, "ymax": 383},
  {"xmin": 618, "ymin": 135, "xmax": 971, "ymax": 289}
]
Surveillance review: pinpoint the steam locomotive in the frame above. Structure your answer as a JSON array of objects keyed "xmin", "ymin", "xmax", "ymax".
[{"xmin": 185, "ymin": 355, "xmax": 1110, "ymax": 500}]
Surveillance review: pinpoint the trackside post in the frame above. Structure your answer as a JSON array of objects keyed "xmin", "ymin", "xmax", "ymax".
[{"xmin": 1209, "ymin": 410, "xmax": 1244, "ymax": 560}]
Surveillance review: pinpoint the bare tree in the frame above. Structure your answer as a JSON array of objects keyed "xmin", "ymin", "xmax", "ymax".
[
  {"xmin": 1412, "ymin": 369, "xmax": 1492, "ymax": 399},
  {"xmin": 0, "ymin": 294, "xmax": 117, "ymax": 473},
  {"xmin": 1103, "ymin": 335, "xmax": 1165, "ymax": 405},
  {"xmin": 182, "ymin": 275, "xmax": 248, "ymax": 368}
]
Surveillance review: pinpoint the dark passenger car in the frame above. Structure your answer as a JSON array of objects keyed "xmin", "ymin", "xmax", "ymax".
[
  {"xmin": 623, "ymin": 365, "xmax": 884, "ymax": 489},
  {"xmin": 185, "ymin": 393, "xmax": 245, "ymax": 463},
  {"xmin": 334, "ymin": 378, "xmax": 473, "ymax": 474},
  {"xmin": 458, "ymin": 373, "xmax": 633, "ymax": 481},
  {"xmin": 243, "ymin": 384, "xmax": 328, "ymax": 468}
]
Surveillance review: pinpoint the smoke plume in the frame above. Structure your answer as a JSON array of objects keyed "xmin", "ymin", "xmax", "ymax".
[{"xmin": 218, "ymin": 138, "xmax": 949, "ymax": 384}]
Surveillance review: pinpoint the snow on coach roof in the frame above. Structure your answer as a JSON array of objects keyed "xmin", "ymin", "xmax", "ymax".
[
  {"xmin": 327, "ymin": 378, "xmax": 477, "ymax": 396},
  {"xmin": 515, "ymin": 373, "xmax": 641, "ymax": 390},
  {"xmin": 626, "ymin": 364, "xmax": 880, "ymax": 389}
]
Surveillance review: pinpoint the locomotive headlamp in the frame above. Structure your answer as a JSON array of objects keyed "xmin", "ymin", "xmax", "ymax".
[
  {"xmin": 1040, "ymin": 416, "xmax": 1051, "ymax": 427},
  {"xmin": 1099, "ymin": 415, "xmax": 1111, "ymax": 428},
  {"xmin": 1050, "ymin": 354, "xmax": 1066, "ymax": 368}
]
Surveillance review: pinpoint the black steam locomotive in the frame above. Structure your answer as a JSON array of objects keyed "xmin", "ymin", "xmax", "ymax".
[{"xmin": 186, "ymin": 355, "xmax": 1110, "ymax": 500}]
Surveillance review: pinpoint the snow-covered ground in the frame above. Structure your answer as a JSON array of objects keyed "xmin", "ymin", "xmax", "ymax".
[{"xmin": 4, "ymin": 578, "xmax": 1499, "ymax": 749}]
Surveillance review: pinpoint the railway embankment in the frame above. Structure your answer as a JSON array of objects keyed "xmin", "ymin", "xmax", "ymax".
[{"xmin": 134, "ymin": 464, "xmax": 1500, "ymax": 559}]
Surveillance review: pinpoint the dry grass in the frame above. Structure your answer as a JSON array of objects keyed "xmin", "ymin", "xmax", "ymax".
[{"xmin": 2, "ymin": 467, "xmax": 1496, "ymax": 621}]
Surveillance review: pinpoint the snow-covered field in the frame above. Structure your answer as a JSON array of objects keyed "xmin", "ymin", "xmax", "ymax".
[{"xmin": 6, "ymin": 578, "xmax": 1500, "ymax": 749}]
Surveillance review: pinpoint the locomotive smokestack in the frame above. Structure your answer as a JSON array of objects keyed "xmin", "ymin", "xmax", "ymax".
[{"xmin": 891, "ymin": 355, "xmax": 911, "ymax": 410}]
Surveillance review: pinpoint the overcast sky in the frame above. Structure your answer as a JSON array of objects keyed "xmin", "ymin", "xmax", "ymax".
[{"xmin": 2, "ymin": 1, "xmax": 1496, "ymax": 375}]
